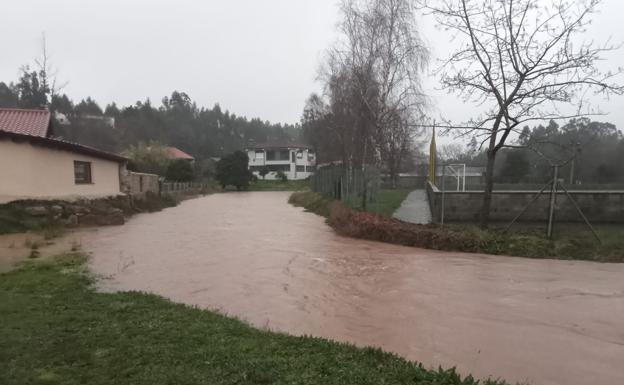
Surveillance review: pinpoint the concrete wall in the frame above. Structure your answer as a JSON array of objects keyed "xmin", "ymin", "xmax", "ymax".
[
  {"xmin": 426, "ymin": 182, "xmax": 624, "ymax": 223},
  {"xmin": 381, "ymin": 175, "xmax": 484, "ymax": 189},
  {"xmin": 121, "ymin": 171, "xmax": 160, "ymax": 197},
  {"xmin": 0, "ymin": 139, "xmax": 123, "ymax": 203}
]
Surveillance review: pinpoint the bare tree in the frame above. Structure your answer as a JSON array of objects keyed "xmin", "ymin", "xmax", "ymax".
[
  {"xmin": 439, "ymin": 143, "xmax": 467, "ymax": 162},
  {"xmin": 319, "ymin": 0, "xmax": 429, "ymax": 184},
  {"xmin": 34, "ymin": 32, "xmax": 67, "ymax": 100},
  {"xmin": 418, "ymin": 0, "xmax": 624, "ymax": 228}
]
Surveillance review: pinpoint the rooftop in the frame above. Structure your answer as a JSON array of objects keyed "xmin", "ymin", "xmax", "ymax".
[
  {"xmin": 166, "ymin": 146, "xmax": 194, "ymax": 160},
  {"xmin": 0, "ymin": 108, "xmax": 51, "ymax": 137},
  {"xmin": 0, "ymin": 129, "xmax": 127, "ymax": 163},
  {"xmin": 246, "ymin": 141, "xmax": 313, "ymax": 150}
]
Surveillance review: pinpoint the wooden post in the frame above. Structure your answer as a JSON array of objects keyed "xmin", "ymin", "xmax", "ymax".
[{"xmin": 547, "ymin": 165, "xmax": 559, "ymax": 239}]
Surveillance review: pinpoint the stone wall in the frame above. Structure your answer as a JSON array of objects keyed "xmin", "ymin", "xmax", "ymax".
[
  {"xmin": 0, "ymin": 196, "xmax": 131, "ymax": 232},
  {"xmin": 0, "ymin": 192, "xmax": 182, "ymax": 233},
  {"xmin": 426, "ymin": 182, "xmax": 624, "ymax": 223},
  {"xmin": 121, "ymin": 171, "xmax": 211, "ymax": 198}
]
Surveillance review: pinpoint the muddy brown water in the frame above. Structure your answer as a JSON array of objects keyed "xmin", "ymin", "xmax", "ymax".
[{"xmin": 77, "ymin": 192, "xmax": 624, "ymax": 385}]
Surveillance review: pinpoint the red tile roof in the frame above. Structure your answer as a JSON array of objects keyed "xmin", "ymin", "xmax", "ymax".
[
  {"xmin": 0, "ymin": 108, "xmax": 51, "ymax": 137},
  {"xmin": 166, "ymin": 146, "xmax": 194, "ymax": 160}
]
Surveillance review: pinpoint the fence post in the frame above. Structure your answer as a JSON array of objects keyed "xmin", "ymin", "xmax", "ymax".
[{"xmin": 547, "ymin": 165, "xmax": 559, "ymax": 239}]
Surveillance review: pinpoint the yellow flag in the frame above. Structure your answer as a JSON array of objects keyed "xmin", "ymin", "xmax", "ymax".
[{"xmin": 428, "ymin": 127, "xmax": 436, "ymax": 183}]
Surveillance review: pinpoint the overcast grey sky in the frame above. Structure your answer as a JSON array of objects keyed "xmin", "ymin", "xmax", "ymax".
[{"xmin": 2, "ymin": 0, "xmax": 623, "ymax": 131}]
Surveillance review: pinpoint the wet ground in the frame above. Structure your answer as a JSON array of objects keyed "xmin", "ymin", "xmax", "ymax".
[
  {"xmin": 392, "ymin": 189, "xmax": 432, "ymax": 224},
  {"xmin": 0, "ymin": 231, "xmax": 85, "ymax": 273},
  {"xmin": 78, "ymin": 192, "xmax": 624, "ymax": 385}
]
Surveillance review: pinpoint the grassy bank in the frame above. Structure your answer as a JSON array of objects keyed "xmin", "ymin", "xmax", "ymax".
[
  {"xmin": 0, "ymin": 254, "xmax": 508, "ymax": 385},
  {"xmin": 289, "ymin": 191, "xmax": 624, "ymax": 262},
  {"xmin": 345, "ymin": 189, "xmax": 411, "ymax": 217},
  {"xmin": 247, "ymin": 179, "xmax": 311, "ymax": 191}
]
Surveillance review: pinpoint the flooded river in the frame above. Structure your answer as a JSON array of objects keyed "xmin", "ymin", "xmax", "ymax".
[{"xmin": 80, "ymin": 192, "xmax": 624, "ymax": 385}]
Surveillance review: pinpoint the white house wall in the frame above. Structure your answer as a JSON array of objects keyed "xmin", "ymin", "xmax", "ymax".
[
  {"xmin": 0, "ymin": 139, "xmax": 122, "ymax": 203},
  {"xmin": 247, "ymin": 148, "xmax": 315, "ymax": 180}
]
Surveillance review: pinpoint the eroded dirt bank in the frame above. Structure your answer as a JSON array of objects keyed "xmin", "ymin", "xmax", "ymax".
[{"xmin": 80, "ymin": 192, "xmax": 624, "ymax": 385}]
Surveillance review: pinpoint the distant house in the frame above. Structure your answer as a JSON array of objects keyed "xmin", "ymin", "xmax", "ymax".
[
  {"xmin": 53, "ymin": 111, "xmax": 116, "ymax": 128},
  {"xmin": 245, "ymin": 142, "xmax": 315, "ymax": 180},
  {"xmin": 166, "ymin": 146, "xmax": 194, "ymax": 163},
  {"xmin": 0, "ymin": 108, "xmax": 127, "ymax": 204}
]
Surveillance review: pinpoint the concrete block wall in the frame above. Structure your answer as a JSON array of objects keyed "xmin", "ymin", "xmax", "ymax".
[{"xmin": 426, "ymin": 182, "xmax": 624, "ymax": 223}]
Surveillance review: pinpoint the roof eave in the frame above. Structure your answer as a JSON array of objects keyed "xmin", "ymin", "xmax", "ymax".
[{"xmin": 0, "ymin": 130, "xmax": 127, "ymax": 163}]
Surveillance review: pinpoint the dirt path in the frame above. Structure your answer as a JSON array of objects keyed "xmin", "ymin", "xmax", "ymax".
[{"xmin": 78, "ymin": 192, "xmax": 623, "ymax": 385}]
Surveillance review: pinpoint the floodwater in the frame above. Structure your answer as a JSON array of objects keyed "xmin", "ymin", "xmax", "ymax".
[{"xmin": 80, "ymin": 192, "xmax": 624, "ymax": 385}]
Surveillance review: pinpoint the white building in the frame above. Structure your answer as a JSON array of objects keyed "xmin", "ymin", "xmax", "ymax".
[{"xmin": 246, "ymin": 142, "xmax": 316, "ymax": 180}]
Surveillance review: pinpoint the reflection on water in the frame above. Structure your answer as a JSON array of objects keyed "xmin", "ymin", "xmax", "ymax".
[{"xmin": 82, "ymin": 192, "xmax": 624, "ymax": 385}]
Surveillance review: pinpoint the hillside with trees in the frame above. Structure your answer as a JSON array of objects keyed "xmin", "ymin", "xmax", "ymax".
[{"xmin": 0, "ymin": 70, "xmax": 301, "ymax": 161}]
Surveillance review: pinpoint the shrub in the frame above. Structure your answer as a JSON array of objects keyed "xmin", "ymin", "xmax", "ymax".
[
  {"xmin": 216, "ymin": 151, "xmax": 253, "ymax": 190},
  {"xmin": 289, "ymin": 192, "xmax": 331, "ymax": 217},
  {"xmin": 327, "ymin": 201, "xmax": 481, "ymax": 252},
  {"xmin": 258, "ymin": 166, "xmax": 269, "ymax": 180},
  {"xmin": 276, "ymin": 170, "xmax": 288, "ymax": 182},
  {"xmin": 166, "ymin": 159, "xmax": 194, "ymax": 182}
]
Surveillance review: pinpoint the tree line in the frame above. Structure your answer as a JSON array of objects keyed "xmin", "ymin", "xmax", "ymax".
[
  {"xmin": 442, "ymin": 119, "xmax": 624, "ymax": 185},
  {"xmin": 0, "ymin": 70, "xmax": 301, "ymax": 161}
]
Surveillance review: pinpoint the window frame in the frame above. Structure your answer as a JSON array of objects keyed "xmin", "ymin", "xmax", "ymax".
[{"xmin": 74, "ymin": 160, "xmax": 93, "ymax": 184}]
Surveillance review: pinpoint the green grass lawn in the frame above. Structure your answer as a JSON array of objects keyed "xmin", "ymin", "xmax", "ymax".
[
  {"xmin": 247, "ymin": 179, "xmax": 311, "ymax": 192},
  {"xmin": 478, "ymin": 222, "xmax": 624, "ymax": 262},
  {"xmin": 346, "ymin": 189, "xmax": 412, "ymax": 217},
  {"xmin": 0, "ymin": 253, "xmax": 509, "ymax": 385}
]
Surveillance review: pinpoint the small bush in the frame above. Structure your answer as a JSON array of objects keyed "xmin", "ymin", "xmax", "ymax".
[
  {"xmin": 289, "ymin": 192, "xmax": 331, "ymax": 217},
  {"xmin": 166, "ymin": 159, "xmax": 194, "ymax": 182},
  {"xmin": 216, "ymin": 151, "xmax": 253, "ymax": 190},
  {"xmin": 276, "ymin": 170, "xmax": 288, "ymax": 182},
  {"xmin": 132, "ymin": 192, "xmax": 178, "ymax": 212},
  {"xmin": 328, "ymin": 201, "xmax": 481, "ymax": 252}
]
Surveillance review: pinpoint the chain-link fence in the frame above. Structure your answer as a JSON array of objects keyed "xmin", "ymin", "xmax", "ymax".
[{"xmin": 311, "ymin": 164, "xmax": 381, "ymax": 210}]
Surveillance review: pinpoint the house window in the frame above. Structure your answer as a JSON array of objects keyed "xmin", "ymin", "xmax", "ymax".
[
  {"xmin": 266, "ymin": 150, "xmax": 276, "ymax": 161},
  {"xmin": 74, "ymin": 161, "xmax": 92, "ymax": 184},
  {"xmin": 280, "ymin": 150, "xmax": 289, "ymax": 160},
  {"xmin": 306, "ymin": 165, "xmax": 315, "ymax": 172},
  {"xmin": 255, "ymin": 151, "xmax": 264, "ymax": 160},
  {"xmin": 296, "ymin": 165, "xmax": 305, "ymax": 172}
]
